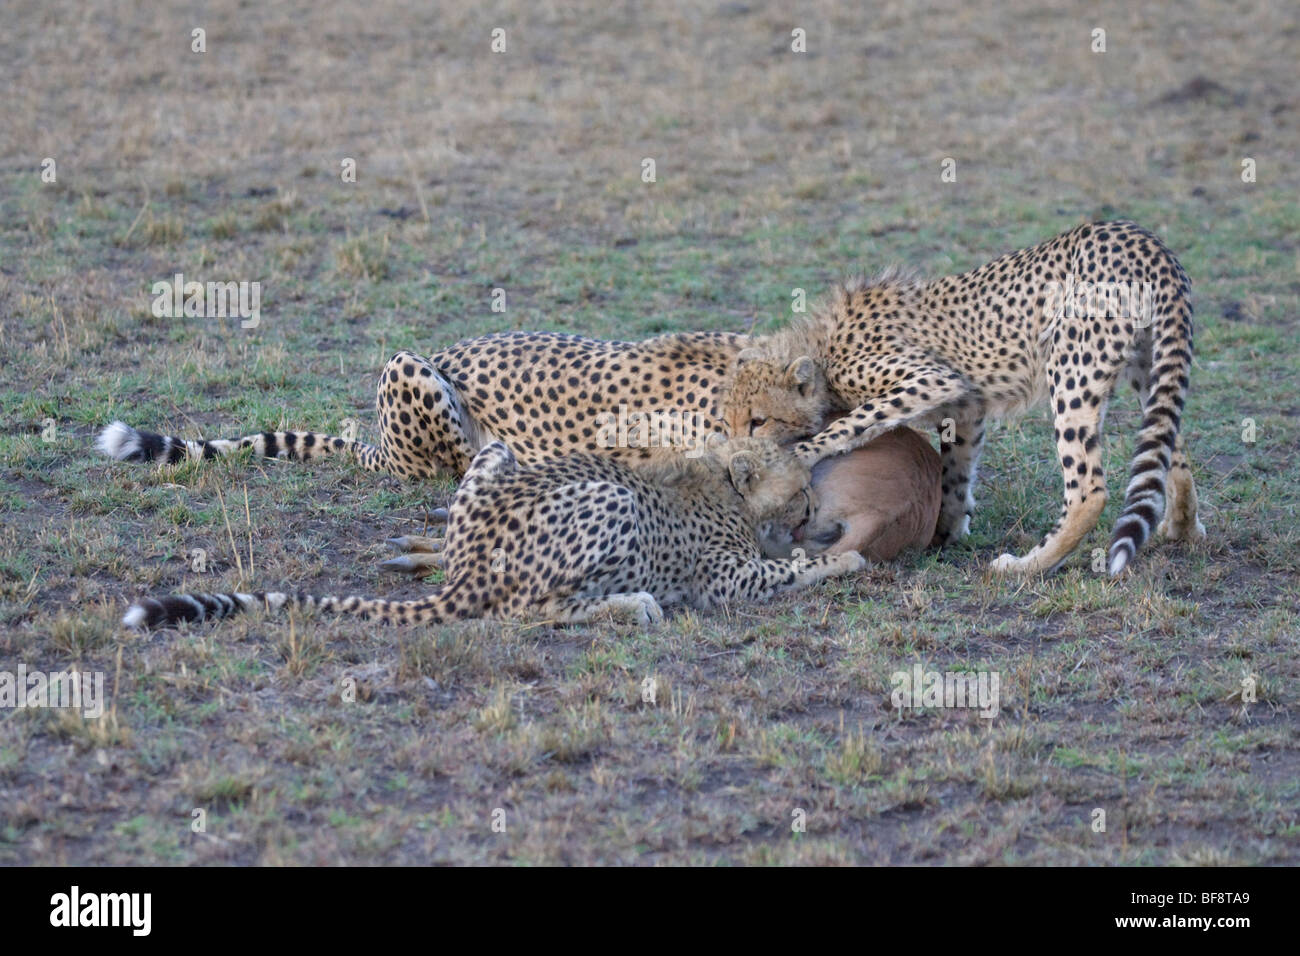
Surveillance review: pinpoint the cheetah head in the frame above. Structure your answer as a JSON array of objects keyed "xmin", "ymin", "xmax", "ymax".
[
  {"xmin": 723, "ymin": 349, "xmax": 831, "ymax": 444},
  {"xmin": 709, "ymin": 436, "xmax": 815, "ymax": 528}
]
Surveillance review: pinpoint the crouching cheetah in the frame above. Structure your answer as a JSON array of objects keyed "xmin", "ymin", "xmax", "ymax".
[
  {"xmin": 96, "ymin": 330, "xmax": 744, "ymax": 479},
  {"xmin": 723, "ymin": 220, "xmax": 1205, "ymax": 576},
  {"xmin": 123, "ymin": 437, "xmax": 865, "ymax": 630}
]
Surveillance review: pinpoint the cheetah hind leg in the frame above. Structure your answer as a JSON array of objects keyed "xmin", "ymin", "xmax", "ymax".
[
  {"xmin": 1157, "ymin": 434, "xmax": 1206, "ymax": 542},
  {"xmin": 378, "ymin": 509, "xmax": 451, "ymax": 573},
  {"xmin": 990, "ymin": 358, "xmax": 1115, "ymax": 574},
  {"xmin": 380, "ymin": 532, "xmax": 445, "ymax": 573},
  {"xmin": 376, "ymin": 351, "xmax": 480, "ymax": 481}
]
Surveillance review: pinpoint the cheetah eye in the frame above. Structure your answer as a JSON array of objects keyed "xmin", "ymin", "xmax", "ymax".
[{"xmin": 749, "ymin": 417, "xmax": 768, "ymax": 435}]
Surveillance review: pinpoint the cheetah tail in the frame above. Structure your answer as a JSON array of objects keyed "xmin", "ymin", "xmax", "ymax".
[
  {"xmin": 94, "ymin": 421, "xmax": 382, "ymax": 471},
  {"xmin": 121, "ymin": 587, "xmax": 472, "ymax": 630},
  {"xmin": 1107, "ymin": 273, "xmax": 1194, "ymax": 575}
]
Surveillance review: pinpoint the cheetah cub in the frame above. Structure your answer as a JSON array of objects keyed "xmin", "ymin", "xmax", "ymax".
[
  {"xmin": 122, "ymin": 437, "xmax": 864, "ymax": 630},
  {"xmin": 723, "ymin": 220, "xmax": 1204, "ymax": 575}
]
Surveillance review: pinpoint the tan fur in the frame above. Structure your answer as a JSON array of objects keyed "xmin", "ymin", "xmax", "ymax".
[
  {"xmin": 808, "ymin": 428, "xmax": 941, "ymax": 561},
  {"xmin": 761, "ymin": 427, "xmax": 940, "ymax": 562}
]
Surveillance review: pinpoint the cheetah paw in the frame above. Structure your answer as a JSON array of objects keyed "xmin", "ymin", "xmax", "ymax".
[
  {"xmin": 379, "ymin": 552, "xmax": 444, "ymax": 573},
  {"xmin": 386, "ymin": 534, "xmax": 443, "ymax": 553},
  {"xmin": 1157, "ymin": 515, "xmax": 1207, "ymax": 542},
  {"xmin": 931, "ymin": 514, "xmax": 972, "ymax": 548},
  {"xmin": 837, "ymin": 551, "xmax": 869, "ymax": 573},
  {"xmin": 629, "ymin": 591, "xmax": 664, "ymax": 626},
  {"xmin": 989, "ymin": 553, "xmax": 1030, "ymax": 575}
]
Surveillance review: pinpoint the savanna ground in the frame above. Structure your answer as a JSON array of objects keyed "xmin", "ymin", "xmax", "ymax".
[{"xmin": 0, "ymin": 0, "xmax": 1296, "ymax": 865}]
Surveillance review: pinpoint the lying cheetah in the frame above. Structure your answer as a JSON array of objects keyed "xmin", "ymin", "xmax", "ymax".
[
  {"xmin": 723, "ymin": 220, "xmax": 1205, "ymax": 576},
  {"xmin": 123, "ymin": 437, "xmax": 865, "ymax": 630},
  {"xmin": 96, "ymin": 330, "xmax": 743, "ymax": 479}
]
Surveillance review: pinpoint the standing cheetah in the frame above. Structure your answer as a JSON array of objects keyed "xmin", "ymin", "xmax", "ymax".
[
  {"xmin": 122, "ymin": 437, "xmax": 865, "ymax": 630},
  {"xmin": 96, "ymin": 330, "xmax": 744, "ymax": 479},
  {"xmin": 722, "ymin": 220, "xmax": 1205, "ymax": 576}
]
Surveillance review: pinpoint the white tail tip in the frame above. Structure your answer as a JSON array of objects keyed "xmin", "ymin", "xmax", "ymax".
[{"xmin": 96, "ymin": 421, "xmax": 142, "ymax": 460}]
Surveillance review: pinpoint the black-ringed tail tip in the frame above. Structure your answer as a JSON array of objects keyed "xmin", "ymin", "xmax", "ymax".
[
  {"xmin": 94, "ymin": 420, "xmax": 379, "ymax": 467},
  {"xmin": 95, "ymin": 420, "xmax": 219, "ymax": 464},
  {"xmin": 95, "ymin": 421, "xmax": 156, "ymax": 461},
  {"xmin": 120, "ymin": 590, "xmax": 444, "ymax": 628},
  {"xmin": 122, "ymin": 592, "xmax": 281, "ymax": 630},
  {"xmin": 1107, "ymin": 538, "xmax": 1136, "ymax": 576}
]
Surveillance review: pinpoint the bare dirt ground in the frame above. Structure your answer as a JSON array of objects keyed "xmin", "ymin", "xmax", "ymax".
[{"xmin": 0, "ymin": 0, "xmax": 1296, "ymax": 864}]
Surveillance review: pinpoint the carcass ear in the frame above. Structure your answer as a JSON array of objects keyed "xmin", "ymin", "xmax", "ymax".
[
  {"xmin": 729, "ymin": 452, "xmax": 758, "ymax": 496},
  {"xmin": 785, "ymin": 356, "xmax": 816, "ymax": 395}
]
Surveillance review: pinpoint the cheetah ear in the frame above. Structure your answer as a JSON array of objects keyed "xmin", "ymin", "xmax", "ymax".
[
  {"xmin": 704, "ymin": 431, "xmax": 728, "ymax": 450},
  {"xmin": 729, "ymin": 451, "xmax": 758, "ymax": 496},
  {"xmin": 467, "ymin": 441, "xmax": 517, "ymax": 480},
  {"xmin": 736, "ymin": 348, "xmax": 763, "ymax": 365},
  {"xmin": 785, "ymin": 356, "xmax": 816, "ymax": 396}
]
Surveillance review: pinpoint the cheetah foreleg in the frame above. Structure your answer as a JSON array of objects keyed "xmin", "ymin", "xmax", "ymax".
[
  {"xmin": 793, "ymin": 362, "xmax": 973, "ymax": 466},
  {"xmin": 934, "ymin": 418, "xmax": 987, "ymax": 546},
  {"xmin": 700, "ymin": 550, "xmax": 866, "ymax": 606},
  {"xmin": 534, "ymin": 592, "xmax": 664, "ymax": 626}
]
